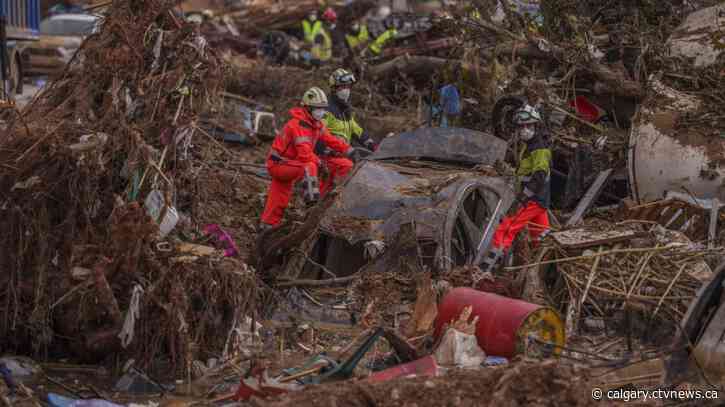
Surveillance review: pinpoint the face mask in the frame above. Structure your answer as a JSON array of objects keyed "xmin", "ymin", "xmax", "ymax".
[
  {"xmin": 336, "ymin": 88, "xmax": 351, "ymax": 102},
  {"xmin": 312, "ymin": 108, "xmax": 326, "ymax": 121},
  {"xmin": 309, "ymin": 14, "xmax": 317, "ymax": 22},
  {"xmin": 519, "ymin": 126, "xmax": 535, "ymax": 141}
]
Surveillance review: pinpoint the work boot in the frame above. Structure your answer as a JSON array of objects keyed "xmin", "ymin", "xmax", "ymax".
[
  {"xmin": 258, "ymin": 222, "xmax": 276, "ymax": 233},
  {"xmin": 480, "ymin": 247, "xmax": 504, "ymax": 274},
  {"xmin": 302, "ymin": 171, "xmax": 320, "ymax": 205}
]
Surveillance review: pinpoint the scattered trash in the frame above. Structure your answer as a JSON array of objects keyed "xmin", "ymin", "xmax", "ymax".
[
  {"xmin": 483, "ymin": 356, "xmax": 508, "ymax": 366},
  {"xmin": 48, "ymin": 393, "xmax": 124, "ymax": 407},
  {"xmin": 114, "ymin": 360, "xmax": 172, "ymax": 395},
  {"xmin": 203, "ymin": 224, "xmax": 240, "ymax": 257},
  {"xmin": 4, "ymin": 0, "xmax": 725, "ymax": 405},
  {"xmin": 233, "ymin": 361, "xmax": 302, "ymax": 401},
  {"xmin": 366, "ymin": 356, "xmax": 439, "ymax": 383},
  {"xmin": 433, "ymin": 306, "xmax": 486, "ymax": 368},
  {"xmin": 434, "ymin": 288, "xmax": 565, "ymax": 358},
  {"xmin": 540, "ymin": 220, "xmax": 713, "ymax": 338},
  {"xmin": 569, "ymin": 96, "xmax": 607, "ymax": 123},
  {"xmin": 0, "ymin": 362, "xmax": 17, "ymax": 395},
  {"xmin": 144, "ymin": 190, "xmax": 180, "ymax": 238},
  {"xmin": 11, "ymin": 176, "xmax": 41, "ymax": 191},
  {"xmin": 0, "ymin": 356, "xmax": 42, "ymax": 380}
]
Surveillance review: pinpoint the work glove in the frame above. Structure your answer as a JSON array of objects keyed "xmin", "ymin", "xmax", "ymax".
[
  {"xmin": 363, "ymin": 139, "xmax": 377, "ymax": 151},
  {"xmin": 314, "ymin": 140, "xmax": 332, "ymax": 156},
  {"xmin": 348, "ymin": 147, "xmax": 373, "ymax": 163}
]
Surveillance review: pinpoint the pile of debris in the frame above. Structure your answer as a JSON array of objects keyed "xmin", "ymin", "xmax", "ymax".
[
  {"xmin": 223, "ymin": 56, "xmax": 420, "ymax": 139},
  {"xmin": 261, "ymin": 359, "xmax": 597, "ymax": 407},
  {"xmin": 0, "ymin": 0, "xmax": 264, "ymax": 369},
  {"xmin": 533, "ymin": 220, "xmax": 713, "ymax": 339}
]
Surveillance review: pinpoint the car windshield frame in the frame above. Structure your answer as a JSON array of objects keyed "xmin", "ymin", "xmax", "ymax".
[{"xmin": 40, "ymin": 17, "xmax": 98, "ymax": 36}]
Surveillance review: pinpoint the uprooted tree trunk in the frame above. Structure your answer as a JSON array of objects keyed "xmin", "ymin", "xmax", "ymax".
[
  {"xmin": 368, "ymin": 55, "xmax": 492, "ymax": 84},
  {"xmin": 255, "ymin": 191, "xmax": 339, "ymax": 280},
  {"xmin": 494, "ymin": 40, "xmax": 645, "ymax": 99}
]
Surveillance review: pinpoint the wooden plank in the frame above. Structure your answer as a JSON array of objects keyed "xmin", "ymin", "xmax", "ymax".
[
  {"xmin": 565, "ymin": 169, "xmax": 613, "ymax": 227},
  {"xmin": 551, "ymin": 228, "xmax": 647, "ymax": 250}
]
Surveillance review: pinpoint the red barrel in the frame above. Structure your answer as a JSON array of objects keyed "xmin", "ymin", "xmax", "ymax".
[{"xmin": 434, "ymin": 287, "xmax": 565, "ymax": 358}]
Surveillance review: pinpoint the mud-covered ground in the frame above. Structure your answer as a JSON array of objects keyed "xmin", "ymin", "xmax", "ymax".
[{"xmin": 257, "ymin": 359, "xmax": 609, "ymax": 407}]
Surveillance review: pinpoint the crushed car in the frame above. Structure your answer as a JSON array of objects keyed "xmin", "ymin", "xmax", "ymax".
[{"xmin": 295, "ymin": 127, "xmax": 516, "ymax": 278}]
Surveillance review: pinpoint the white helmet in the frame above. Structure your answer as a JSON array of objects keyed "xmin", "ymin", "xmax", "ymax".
[
  {"xmin": 373, "ymin": 6, "xmax": 392, "ymax": 21},
  {"xmin": 301, "ymin": 87, "xmax": 328, "ymax": 108},
  {"xmin": 513, "ymin": 104, "xmax": 542, "ymax": 125}
]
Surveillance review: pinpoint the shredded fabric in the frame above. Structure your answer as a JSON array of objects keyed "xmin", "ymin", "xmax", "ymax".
[{"xmin": 118, "ymin": 285, "xmax": 144, "ymax": 348}]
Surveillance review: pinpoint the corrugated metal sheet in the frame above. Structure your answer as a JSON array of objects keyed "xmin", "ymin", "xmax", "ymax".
[{"xmin": 3, "ymin": 0, "xmax": 40, "ymax": 40}]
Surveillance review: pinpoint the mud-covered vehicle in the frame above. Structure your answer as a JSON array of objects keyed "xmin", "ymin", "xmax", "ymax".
[{"xmin": 269, "ymin": 127, "xmax": 515, "ymax": 279}]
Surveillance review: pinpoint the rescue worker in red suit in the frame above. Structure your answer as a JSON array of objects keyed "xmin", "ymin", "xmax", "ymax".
[
  {"xmin": 259, "ymin": 87, "xmax": 356, "ymax": 230},
  {"xmin": 481, "ymin": 104, "xmax": 552, "ymax": 272}
]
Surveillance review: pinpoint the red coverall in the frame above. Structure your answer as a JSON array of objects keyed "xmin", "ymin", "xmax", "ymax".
[
  {"xmin": 260, "ymin": 107, "xmax": 353, "ymax": 226},
  {"xmin": 492, "ymin": 201, "xmax": 550, "ymax": 249},
  {"xmin": 320, "ymin": 156, "xmax": 353, "ymax": 196}
]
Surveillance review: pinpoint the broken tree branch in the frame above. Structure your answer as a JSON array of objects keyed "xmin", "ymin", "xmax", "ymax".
[
  {"xmin": 492, "ymin": 40, "xmax": 645, "ymax": 99},
  {"xmin": 275, "ymin": 274, "xmax": 359, "ymax": 288}
]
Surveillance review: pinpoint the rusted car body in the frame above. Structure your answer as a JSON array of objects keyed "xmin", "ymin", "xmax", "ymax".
[{"xmin": 305, "ymin": 127, "xmax": 515, "ymax": 277}]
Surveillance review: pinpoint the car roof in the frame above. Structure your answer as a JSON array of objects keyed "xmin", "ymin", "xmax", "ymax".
[
  {"xmin": 46, "ymin": 14, "xmax": 99, "ymax": 22},
  {"xmin": 371, "ymin": 127, "xmax": 508, "ymax": 167}
]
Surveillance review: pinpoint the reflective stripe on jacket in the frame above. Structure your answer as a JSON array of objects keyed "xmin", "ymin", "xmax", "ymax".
[
  {"xmin": 270, "ymin": 107, "xmax": 351, "ymax": 164},
  {"xmin": 311, "ymin": 28, "xmax": 332, "ymax": 61},
  {"xmin": 321, "ymin": 95, "xmax": 371, "ymax": 145},
  {"xmin": 302, "ymin": 19, "xmax": 322, "ymax": 43},
  {"xmin": 368, "ymin": 28, "xmax": 397, "ymax": 55},
  {"xmin": 516, "ymin": 135, "xmax": 552, "ymax": 208},
  {"xmin": 345, "ymin": 25, "xmax": 369, "ymax": 49}
]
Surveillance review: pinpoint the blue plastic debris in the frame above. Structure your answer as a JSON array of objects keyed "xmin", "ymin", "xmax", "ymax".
[
  {"xmin": 48, "ymin": 393, "xmax": 124, "ymax": 407},
  {"xmin": 483, "ymin": 356, "xmax": 509, "ymax": 366},
  {"xmin": 0, "ymin": 362, "xmax": 17, "ymax": 395}
]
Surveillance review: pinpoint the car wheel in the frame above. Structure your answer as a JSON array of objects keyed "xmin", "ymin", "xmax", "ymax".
[{"xmin": 442, "ymin": 182, "xmax": 497, "ymax": 270}]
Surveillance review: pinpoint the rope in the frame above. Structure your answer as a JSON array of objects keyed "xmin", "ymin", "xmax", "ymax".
[{"xmin": 118, "ymin": 284, "xmax": 144, "ymax": 348}]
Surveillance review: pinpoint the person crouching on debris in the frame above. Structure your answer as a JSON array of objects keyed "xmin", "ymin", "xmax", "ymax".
[
  {"xmin": 480, "ymin": 104, "xmax": 552, "ymax": 273},
  {"xmin": 259, "ymin": 87, "xmax": 356, "ymax": 231},
  {"xmin": 319, "ymin": 68, "xmax": 375, "ymax": 195}
]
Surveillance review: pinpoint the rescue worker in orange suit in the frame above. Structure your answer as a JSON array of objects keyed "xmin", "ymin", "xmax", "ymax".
[
  {"xmin": 481, "ymin": 104, "xmax": 552, "ymax": 272},
  {"xmin": 259, "ymin": 87, "xmax": 356, "ymax": 231}
]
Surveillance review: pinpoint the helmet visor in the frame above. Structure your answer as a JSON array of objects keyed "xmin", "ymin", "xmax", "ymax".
[
  {"xmin": 513, "ymin": 109, "xmax": 540, "ymax": 125},
  {"xmin": 336, "ymin": 72, "xmax": 356, "ymax": 86}
]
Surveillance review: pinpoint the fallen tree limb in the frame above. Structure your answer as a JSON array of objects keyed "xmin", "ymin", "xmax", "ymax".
[
  {"xmin": 493, "ymin": 40, "xmax": 645, "ymax": 99},
  {"xmin": 275, "ymin": 274, "xmax": 359, "ymax": 287},
  {"xmin": 368, "ymin": 55, "xmax": 491, "ymax": 83},
  {"xmin": 368, "ymin": 55, "xmax": 453, "ymax": 78},
  {"xmin": 258, "ymin": 191, "xmax": 339, "ymax": 272}
]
